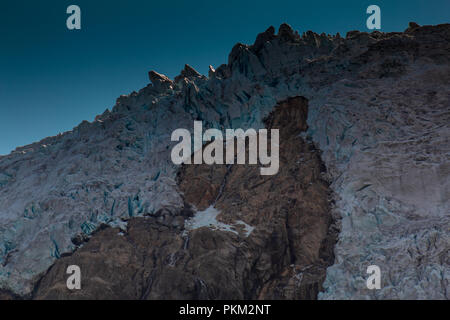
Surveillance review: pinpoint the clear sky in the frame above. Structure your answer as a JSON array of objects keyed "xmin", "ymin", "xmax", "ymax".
[{"xmin": 0, "ymin": 0, "xmax": 448, "ymax": 155}]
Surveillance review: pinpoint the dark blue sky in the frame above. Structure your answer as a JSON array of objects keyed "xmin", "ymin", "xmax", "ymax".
[{"xmin": 0, "ymin": 0, "xmax": 448, "ymax": 155}]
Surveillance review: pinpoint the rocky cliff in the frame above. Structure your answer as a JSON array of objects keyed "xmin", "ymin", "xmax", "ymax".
[
  {"xmin": 33, "ymin": 97, "xmax": 338, "ymax": 299},
  {"xmin": 0, "ymin": 22, "xmax": 449, "ymax": 299}
]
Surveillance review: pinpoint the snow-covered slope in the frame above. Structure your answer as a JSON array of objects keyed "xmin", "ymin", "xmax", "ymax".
[{"xmin": 0, "ymin": 22, "xmax": 448, "ymax": 298}]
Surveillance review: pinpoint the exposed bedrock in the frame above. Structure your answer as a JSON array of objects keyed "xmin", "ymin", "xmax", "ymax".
[{"xmin": 33, "ymin": 97, "xmax": 338, "ymax": 300}]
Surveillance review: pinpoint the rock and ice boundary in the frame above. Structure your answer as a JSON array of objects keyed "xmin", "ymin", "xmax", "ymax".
[{"xmin": 0, "ymin": 23, "xmax": 448, "ymax": 299}]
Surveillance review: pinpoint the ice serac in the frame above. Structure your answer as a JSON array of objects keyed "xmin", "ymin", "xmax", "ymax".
[
  {"xmin": 0, "ymin": 23, "xmax": 449, "ymax": 299},
  {"xmin": 175, "ymin": 64, "xmax": 205, "ymax": 83}
]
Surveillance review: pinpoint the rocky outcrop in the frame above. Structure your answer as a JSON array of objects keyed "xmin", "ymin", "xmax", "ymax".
[
  {"xmin": 33, "ymin": 97, "xmax": 338, "ymax": 300},
  {"xmin": 175, "ymin": 64, "xmax": 206, "ymax": 83},
  {"xmin": 0, "ymin": 23, "xmax": 449, "ymax": 299},
  {"xmin": 148, "ymin": 70, "xmax": 174, "ymax": 93},
  {"xmin": 179, "ymin": 96, "xmax": 338, "ymax": 299}
]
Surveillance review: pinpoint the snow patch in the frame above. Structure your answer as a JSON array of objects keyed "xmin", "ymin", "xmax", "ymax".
[{"xmin": 185, "ymin": 206, "xmax": 254, "ymax": 237}]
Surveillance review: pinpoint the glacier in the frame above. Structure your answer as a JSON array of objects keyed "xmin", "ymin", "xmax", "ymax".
[{"xmin": 0, "ymin": 23, "xmax": 448, "ymax": 298}]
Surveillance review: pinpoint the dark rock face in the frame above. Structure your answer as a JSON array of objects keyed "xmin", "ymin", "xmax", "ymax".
[
  {"xmin": 0, "ymin": 289, "xmax": 20, "ymax": 300},
  {"xmin": 32, "ymin": 97, "xmax": 338, "ymax": 300},
  {"xmin": 178, "ymin": 96, "xmax": 338, "ymax": 299}
]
